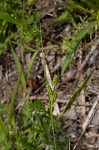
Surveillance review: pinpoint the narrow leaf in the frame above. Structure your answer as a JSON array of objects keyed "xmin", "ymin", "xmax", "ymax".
[
  {"xmin": 0, "ymin": 11, "xmax": 20, "ymax": 25},
  {"xmin": 8, "ymin": 73, "xmax": 22, "ymax": 123},
  {"xmin": 27, "ymin": 9, "xmax": 42, "ymax": 24},
  {"xmin": 24, "ymin": 44, "xmax": 35, "ymax": 52},
  {"xmin": 0, "ymin": 117, "xmax": 8, "ymax": 135},
  {"xmin": 62, "ymin": 70, "xmax": 93, "ymax": 114},
  {"xmin": 61, "ymin": 19, "xmax": 99, "ymax": 74},
  {"xmin": 26, "ymin": 51, "xmax": 38, "ymax": 76},
  {"xmin": 54, "ymin": 11, "xmax": 69, "ymax": 23},
  {"xmin": 10, "ymin": 43, "xmax": 26, "ymax": 93},
  {"xmin": 68, "ymin": 0, "xmax": 93, "ymax": 14}
]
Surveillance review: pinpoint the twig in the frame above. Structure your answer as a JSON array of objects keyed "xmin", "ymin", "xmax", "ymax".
[
  {"xmin": 80, "ymin": 39, "xmax": 99, "ymax": 71},
  {"xmin": 73, "ymin": 95, "xmax": 99, "ymax": 150},
  {"xmin": 29, "ymin": 95, "xmax": 93, "ymax": 107}
]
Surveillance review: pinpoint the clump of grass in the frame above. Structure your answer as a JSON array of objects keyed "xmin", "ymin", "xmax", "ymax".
[
  {"xmin": 0, "ymin": 74, "xmax": 69, "ymax": 149},
  {"xmin": 0, "ymin": 71, "xmax": 93, "ymax": 149},
  {"xmin": 54, "ymin": 0, "xmax": 99, "ymax": 74},
  {"xmin": 0, "ymin": 0, "xmax": 41, "ymax": 55}
]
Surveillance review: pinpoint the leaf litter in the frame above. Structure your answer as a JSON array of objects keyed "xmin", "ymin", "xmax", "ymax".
[{"xmin": 0, "ymin": 0, "xmax": 99, "ymax": 149}]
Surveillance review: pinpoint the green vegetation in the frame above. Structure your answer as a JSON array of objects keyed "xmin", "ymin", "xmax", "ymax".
[
  {"xmin": 0, "ymin": 0, "xmax": 98, "ymax": 149},
  {"xmin": 0, "ymin": 75, "xmax": 70, "ymax": 150},
  {"xmin": 54, "ymin": 0, "xmax": 99, "ymax": 74}
]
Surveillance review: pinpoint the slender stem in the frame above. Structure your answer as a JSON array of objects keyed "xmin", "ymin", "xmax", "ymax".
[
  {"xmin": 49, "ymin": 99, "xmax": 57, "ymax": 150},
  {"xmin": 40, "ymin": 23, "xmax": 57, "ymax": 149},
  {"xmin": 21, "ymin": 0, "xmax": 25, "ymax": 66},
  {"xmin": 40, "ymin": 24, "xmax": 47, "ymax": 82},
  {"xmin": 0, "ymin": 117, "xmax": 8, "ymax": 135}
]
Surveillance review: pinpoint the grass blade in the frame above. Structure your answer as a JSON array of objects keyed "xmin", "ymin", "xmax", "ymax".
[
  {"xmin": 68, "ymin": 0, "xmax": 93, "ymax": 14},
  {"xmin": 10, "ymin": 43, "xmax": 26, "ymax": 93},
  {"xmin": 0, "ymin": 11, "xmax": 20, "ymax": 25},
  {"xmin": 27, "ymin": 9, "xmax": 42, "ymax": 25},
  {"xmin": 24, "ymin": 44, "xmax": 35, "ymax": 52},
  {"xmin": 26, "ymin": 51, "xmax": 38, "ymax": 76},
  {"xmin": 54, "ymin": 11, "xmax": 69, "ymax": 23},
  {"xmin": 0, "ymin": 117, "xmax": 8, "ymax": 135},
  {"xmin": 8, "ymin": 72, "xmax": 22, "ymax": 123},
  {"xmin": 62, "ymin": 70, "xmax": 93, "ymax": 114},
  {"xmin": 61, "ymin": 19, "xmax": 99, "ymax": 74}
]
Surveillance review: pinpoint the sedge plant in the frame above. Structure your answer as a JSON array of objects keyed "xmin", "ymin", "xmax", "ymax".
[{"xmin": 0, "ymin": 0, "xmax": 96, "ymax": 150}]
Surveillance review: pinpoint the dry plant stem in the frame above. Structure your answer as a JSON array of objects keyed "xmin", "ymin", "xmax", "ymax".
[
  {"xmin": 73, "ymin": 95, "xmax": 99, "ymax": 150},
  {"xmin": 58, "ymin": 78, "xmax": 79, "ymax": 99},
  {"xmin": 80, "ymin": 90, "xmax": 86, "ymax": 118},
  {"xmin": 80, "ymin": 39, "xmax": 99, "ymax": 71},
  {"xmin": 81, "ymin": 40, "xmax": 99, "ymax": 52},
  {"xmin": 38, "ymin": 45, "xmax": 58, "ymax": 51},
  {"xmin": 82, "ymin": 95, "xmax": 99, "ymax": 131},
  {"xmin": 58, "ymin": 73, "xmax": 85, "ymax": 100},
  {"xmin": 78, "ymin": 48, "xmax": 86, "ymax": 119},
  {"xmin": 29, "ymin": 95, "xmax": 93, "ymax": 107}
]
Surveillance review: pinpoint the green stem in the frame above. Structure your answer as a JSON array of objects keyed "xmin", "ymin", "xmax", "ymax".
[
  {"xmin": 21, "ymin": 0, "xmax": 25, "ymax": 65},
  {"xmin": 49, "ymin": 100, "xmax": 57, "ymax": 150},
  {"xmin": 0, "ymin": 117, "xmax": 8, "ymax": 135},
  {"xmin": 40, "ymin": 24, "xmax": 47, "ymax": 82}
]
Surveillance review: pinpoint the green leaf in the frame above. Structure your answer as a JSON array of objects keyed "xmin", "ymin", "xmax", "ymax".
[
  {"xmin": 0, "ymin": 11, "xmax": 20, "ymax": 25},
  {"xmin": 0, "ymin": 32, "xmax": 17, "ymax": 55},
  {"xmin": 24, "ymin": 44, "xmax": 35, "ymax": 52},
  {"xmin": 54, "ymin": 11, "xmax": 69, "ymax": 23},
  {"xmin": 84, "ymin": 0, "xmax": 99, "ymax": 11},
  {"xmin": 68, "ymin": 0, "xmax": 93, "ymax": 14},
  {"xmin": 0, "ymin": 117, "xmax": 8, "ymax": 135},
  {"xmin": 10, "ymin": 43, "xmax": 26, "ymax": 93},
  {"xmin": 27, "ymin": 9, "xmax": 42, "ymax": 24},
  {"xmin": 62, "ymin": 70, "xmax": 93, "ymax": 114},
  {"xmin": 8, "ymin": 73, "xmax": 22, "ymax": 123},
  {"xmin": 26, "ymin": 51, "xmax": 38, "ymax": 76},
  {"xmin": 61, "ymin": 19, "xmax": 99, "ymax": 74}
]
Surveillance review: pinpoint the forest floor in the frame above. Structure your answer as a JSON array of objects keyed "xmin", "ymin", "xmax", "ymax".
[{"xmin": 0, "ymin": 0, "xmax": 99, "ymax": 150}]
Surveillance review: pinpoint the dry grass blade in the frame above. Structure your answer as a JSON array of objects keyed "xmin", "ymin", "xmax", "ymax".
[
  {"xmin": 62, "ymin": 70, "xmax": 94, "ymax": 115},
  {"xmin": 82, "ymin": 95, "xmax": 99, "ymax": 132},
  {"xmin": 73, "ymin": 95, "xmax": 99, "ymax": 150},
  {"xmin": 80, "ymin": 90, "xmax": 86, "ymax": 118}
]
